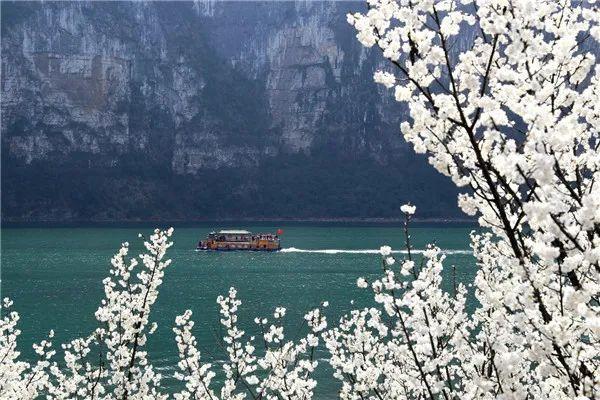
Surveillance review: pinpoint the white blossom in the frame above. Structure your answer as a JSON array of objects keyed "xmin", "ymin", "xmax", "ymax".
[
  {"xmin": 400, "ymin": 203, "xmax": 416, "ymax": 215},
  {"xmin": 2, "ymin": 2, "xmax": 600, "ymax": 398},
  {"xmin": 379, "ymin": 245, "xmax": 392, "ymax": 256},
  {"xmin": 373, "ymin": 70, "xmax": 396, "ymax": 88},
  {"xmin": 346, "ymin": 1, "xmax": 600, "ymax": 398},
  {"xmin": 357, "ymin": 277, "xmax": 369, "ymax": 289}
]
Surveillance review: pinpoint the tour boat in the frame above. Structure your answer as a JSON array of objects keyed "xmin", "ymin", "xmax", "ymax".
[{"xmin": 197, "ymin": 229, "xmax": 282, "ymax": 251}]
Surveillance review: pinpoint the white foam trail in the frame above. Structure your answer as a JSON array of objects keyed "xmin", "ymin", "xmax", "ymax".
[{"xmin": 280, "ymin": 247, "xmax": 471, "ymax": 255}]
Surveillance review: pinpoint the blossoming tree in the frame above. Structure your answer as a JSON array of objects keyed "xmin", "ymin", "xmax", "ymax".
[
  {"xmin": 340, "ymin": 0, "xmax": 599, "ymax": 398},
  {"xmin": 0, "ymin": 230, "xmax": 326, "ymax": 399},
  {"xmin": 2, "ymin": 1, "xmax": 599, "ymax": 399}
]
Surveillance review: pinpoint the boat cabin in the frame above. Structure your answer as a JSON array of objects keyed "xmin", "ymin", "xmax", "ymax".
[{"xmin": 197, "ymin": 229, "xmax": 281, "ymax": 251}]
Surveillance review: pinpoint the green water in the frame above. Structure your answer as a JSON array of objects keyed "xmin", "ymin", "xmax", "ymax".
[{"xmin": 1, "ymin": 223, "xmax": 476, "ymax": 398}]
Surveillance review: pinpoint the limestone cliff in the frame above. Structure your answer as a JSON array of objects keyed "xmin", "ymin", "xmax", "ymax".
[{"xmin": 1, "ymin": 1, "xmax": 459, "ymax": 221}]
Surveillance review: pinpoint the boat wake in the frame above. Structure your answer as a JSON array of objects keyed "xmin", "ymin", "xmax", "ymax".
[{"xmin": 280, "ymin": 247, "xmax": 472, "ymax": 255}]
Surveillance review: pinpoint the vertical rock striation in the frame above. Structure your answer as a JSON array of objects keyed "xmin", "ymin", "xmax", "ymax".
[{"xmin": 1, "ymin": 1, "xmax": 460, "ymax": 221}]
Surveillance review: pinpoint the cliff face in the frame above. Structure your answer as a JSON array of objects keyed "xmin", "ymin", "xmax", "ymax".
[{"xmin": 1, "ymin": 1, "xmax": 460, "ymax": 221}]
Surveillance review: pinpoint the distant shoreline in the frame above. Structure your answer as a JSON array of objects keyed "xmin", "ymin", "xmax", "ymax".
[{"xmin": 1, "ymin": 217, "xmax": 476, "ymax": 228}]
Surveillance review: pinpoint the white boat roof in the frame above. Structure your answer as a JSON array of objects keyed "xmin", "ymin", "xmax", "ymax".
[{"xmin": 218, "ymin": 230, "xmax": 251, "ymax": 234}]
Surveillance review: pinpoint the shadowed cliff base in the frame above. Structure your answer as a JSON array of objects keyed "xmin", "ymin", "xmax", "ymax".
[{"xmin": 1, "ymin": 152, "xmax": 462, "ymax": 222}]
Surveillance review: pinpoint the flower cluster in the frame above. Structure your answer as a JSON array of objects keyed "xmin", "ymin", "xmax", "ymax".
[
  {"xmin": 173, "ymin": 309, "xmax": 216, "ymax": 399},
  {"xmin": 326, "ymin": 212, "xmax": 472, "ymax": 399},
  {"xmin": 1, "ymin": 229, "xmax": 174, "ymax": 399},
  {"xmin": 348, "ymin": 0, "xmax": 600, "ymax": 397},
  {"xmin": 0, "ymin": 298, "xmax": 54, "ymax": 398},
  {"xmin": 173, "ymin": 288, "xmax": 326, "ymax": 400}
]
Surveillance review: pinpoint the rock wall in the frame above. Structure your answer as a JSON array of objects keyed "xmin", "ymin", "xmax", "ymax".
[{"xmin": 1, "ymin": 1, "xmax": 460, "ymax": 221}]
